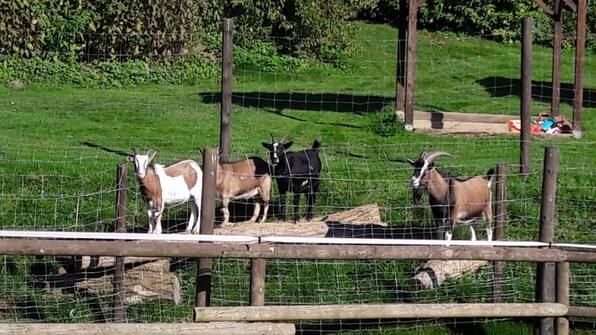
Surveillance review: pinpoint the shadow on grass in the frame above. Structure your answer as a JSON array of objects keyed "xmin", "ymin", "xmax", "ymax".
[
  {"xmin": 199, "ymin": 91, "xmax": 394, "ymax": 115},
  {"xmin": 475, "ymin": 77, "xmax": 595, "ymax": 108}
]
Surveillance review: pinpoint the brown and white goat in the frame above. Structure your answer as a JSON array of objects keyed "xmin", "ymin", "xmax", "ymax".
[
  {"xmin": 214, "ymin": 156, "xmax": 271, "ymax": 226},
  {"xmin": 130, "ymin": 150, "xmax": 202, "ymax": 234},
  {"xmin": 404, "ymin": 151, "xmax": 495, "ymax": 242}
]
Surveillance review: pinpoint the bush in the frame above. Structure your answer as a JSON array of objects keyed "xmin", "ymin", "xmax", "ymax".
[
  {"xmin": 0, "ymin": 56, "xmax": 217, "ymax": 88},
  {"xmin": 361, "ymin": 0, "xmax": 594, "ymax": 47},
  {"xmin": 1, "ymin": 0, "xmax": 374, "ymax": 65}
]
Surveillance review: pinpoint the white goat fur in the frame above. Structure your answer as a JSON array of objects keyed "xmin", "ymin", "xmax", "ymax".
[{"xmin": 131, "ymin": 151, "xmax": 203, "ymax": 234}]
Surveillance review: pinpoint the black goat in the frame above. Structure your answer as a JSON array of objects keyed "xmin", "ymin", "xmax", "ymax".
[{"xmin": 262, "ymin": 134, "xmax": 322, "ymax": 223}]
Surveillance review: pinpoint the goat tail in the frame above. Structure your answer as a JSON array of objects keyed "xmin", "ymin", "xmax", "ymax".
[
  {"xmin": 311, "ymin": 137, "xmax": 322, "ymax": 150},
  {"xmin": 485, "ymin": 167, "xmax": 496, "ymax": 187}
]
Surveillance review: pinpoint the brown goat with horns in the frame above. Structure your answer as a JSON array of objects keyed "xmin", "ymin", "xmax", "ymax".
[{"xmin": 404, "ymin": 151, "xmax": 495, "ymax": 242}]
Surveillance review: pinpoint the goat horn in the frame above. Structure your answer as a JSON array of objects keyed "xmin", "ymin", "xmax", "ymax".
[
  {"xmin": 424, "ymin": 151, "xmax": 453, "ymax": 163},
  {"xmin": 280, "ymin": 134, "xmax": 288, "ymax": 143},
  {"xmin": 270, "ymin": 134, "xmax": 275, "ymax": 143},
  {"xmin": 132, "ymin": 148, "xmax": 137, "ymax": 155}
]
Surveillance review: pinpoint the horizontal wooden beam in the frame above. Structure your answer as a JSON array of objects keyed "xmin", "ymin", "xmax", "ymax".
[
  {"xmin": 194, "ymin": 303, "xmax": 568, "ymax": 322},
  {"xmin": 0, "ymin": 239, "xmax": 585, "ymax": 262},
  {"xmin": 0, "ymin": 323, "xmax": 296, "ymax": 335},
  {"xmin": 562, "ymin": 0, "xmax": 576, "ymax": 11},
  {"xmin": 535, "ymin": 0, "xmax": 554, "ymax": 16},
  {"xmin": 567, "ymin": 306, "xmax": 596, "ymax": 318}
]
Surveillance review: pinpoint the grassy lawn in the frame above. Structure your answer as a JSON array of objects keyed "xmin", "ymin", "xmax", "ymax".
[{"xmin": 0, "ymin": 22, "xmax": 594, "ymax": 333}]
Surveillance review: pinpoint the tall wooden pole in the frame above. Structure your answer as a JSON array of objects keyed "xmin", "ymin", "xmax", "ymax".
[
  {"xmin": 535, "ymin": 147, "xmax": 559, "ymax": 335},
  {"xmin": 195, "ymin": 148, "xmax": 218, "ymax": 309},
  {"xmin": 395, "ymin": 0, "xmax": 408, "ymax": 120},
  {"xmin": 113, "ymin": 164, "xmax": 128, "ymax": 322},
  {"xmin": 520, "ymin": 17, "xmax": 533, "ymax": 176},
  {"xmin": 404, "ymin": 0, "xmax": 421, "ymax": 131},
  {"xmin": 550, "ymin": 0, "xmax": 562, "ymax": 117},
  {"xmin": 572, "ymin": 0, "xmax": 586, "ymax": 138},
  {"xmin": 220, "ymin": 19, "xmax": 233, "ymax": 162},
  {"xmin": 492, "ymin": 163, "xmax": 507, "ymax": 303}
]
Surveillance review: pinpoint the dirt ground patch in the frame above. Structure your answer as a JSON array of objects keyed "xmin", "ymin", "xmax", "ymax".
[{"xmin": 407, "ymin": 111, "xmax": 571, "ymax": 137}]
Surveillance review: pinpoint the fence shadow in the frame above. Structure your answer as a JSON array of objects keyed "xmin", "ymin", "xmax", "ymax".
[
  {"xmin": 475, "ymin": 77, "xmax": 595, "ymax": 108},
  {"xmin": 199, "ymin": 92, "xmax": 394, "ymax": 115}
]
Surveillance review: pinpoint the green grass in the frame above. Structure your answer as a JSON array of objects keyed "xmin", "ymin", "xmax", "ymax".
[{"xmin": 0, "ymin": 22, "xmax": 594, "ymax": 333}]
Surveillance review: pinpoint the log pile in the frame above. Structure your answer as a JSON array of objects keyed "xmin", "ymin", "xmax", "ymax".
[{"xmin": 52, "ymin": 257, "xmax": 181, "ymax": 305}]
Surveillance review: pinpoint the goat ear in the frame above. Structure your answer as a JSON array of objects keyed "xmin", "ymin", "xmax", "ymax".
[
  {"xmin": 283, "ymin": 141, "xmax": 293, "ymax": 149},
  {"xmin": 261, "ymin": 142, "xmax": 272, "ymax": 150},
  {"xmin": 126, "ymin": 155, "xmax": 135, "ymax": 162}
]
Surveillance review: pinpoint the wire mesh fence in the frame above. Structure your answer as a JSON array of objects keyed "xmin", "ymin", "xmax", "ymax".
[{"xmin": 1, "ymin": 19, "xmax": 594, "ymax": 334}]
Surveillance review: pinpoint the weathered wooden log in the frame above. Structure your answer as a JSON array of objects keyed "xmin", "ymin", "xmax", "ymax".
[
  {"xmin": 195, "ymin": 303, "xmax": 568, "ymax": 322},
  {"xmin": 46, "ymin": 260, "xmax": 181, "ymax": 305},
  {"xmin": 413, "ymin": 259, "xmax": 489, "ymax": 289},
  {"xmin": 215, "ymin": 204, "xmax": 385, "ymax": 237},
  {"xmin": 57, "ymin": 256, "xmax": 169, "ymax": 271},
  {"xmin": 0, "ymin": 322, "xmax": 296, "ymax": 335},
  {"xmin": 4, "ymin": 241, "xmax": 575, "ymax": 262}
]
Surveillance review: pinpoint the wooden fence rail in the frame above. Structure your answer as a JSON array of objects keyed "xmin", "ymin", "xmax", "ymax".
[
  {"xmin": 1, "ymin": 240, "xmax": 594, "ymax": 262},
  {"xmin": 194, "ymin": 303, "xmax": 568, "ymax": 322}
]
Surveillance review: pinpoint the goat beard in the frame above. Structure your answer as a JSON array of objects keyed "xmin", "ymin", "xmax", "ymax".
[{"xmin": 412, "ymin": 186, "xmax": 424, "ymax": 204}]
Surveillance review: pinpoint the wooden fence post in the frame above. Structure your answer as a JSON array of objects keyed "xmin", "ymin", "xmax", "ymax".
[
  {"xmin": 113, "ymin": 163, "xmax": 128, "ymax": 322},
  {"xmin": 250, "ymin": 259, "xmax": 266, "ymax": 306},
  {"xmin": 572, "ymin": 0, "xmax": 586, "ymax": 138},
  {"xmin": 492, "ymin": 163, "xmax": 507, "ymax": 303},
  {"xmin": 220, "ymin": 18, "xmax": 234, "ymax": 162},
  {"xmin": 395, "ymin": 0, "xmax": 407, "ymax": 120},
  {"xmin": 555, "ymin": 262, "xmax": 569, "ymax": 335},
  {"xmin": 550, "ymin": 0, "xmax": 562, "ymax": 117},
  {"xmin": 404, "ymin": 0, "xmax": 422, "ymax": 132},
  {"xmin": 520, "ymin": 17, "xmax": 533, "ymax": 176},
  {"xmin": 195, "ymin": 148, "xmax": 218, "ymax": 309},
  {"xmin": 535, "ymin": 147, "xmax": 559, "ymax": 335}
]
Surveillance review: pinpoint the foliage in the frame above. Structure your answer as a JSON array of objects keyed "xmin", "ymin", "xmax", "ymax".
[
  {"xmin": 235, "ymin": 41, "xmax": 309, "ymax": 72},
  {"xmin": 369, "ymin": 106, "xmax": 406, "ymax": 137},
  {"xmin": 361, "ymin": 0, "xmax": 595, "ymax": 47},
  {"xmin": 0, "ymin": 0, "xmax": 373, "ymax": 65},
  {"xmin": 0, "ymin": 56, "xmax": 217, "ymax": 88}
]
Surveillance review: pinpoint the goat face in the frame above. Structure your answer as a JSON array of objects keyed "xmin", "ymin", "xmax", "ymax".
[
  {"xmin": 404, "ymin": 151, "xmax": 452, "ymax": 202},
  {"xmin": 130, "ymin": 150, "xmax": 157, "ymax": 179},
  {"xmin": 262, "ymin": 134, "xmax": 292, "ymax": 167},
  {"xmin": 408, "ymin": 158, "xmax": 434, "ymax": 188}
]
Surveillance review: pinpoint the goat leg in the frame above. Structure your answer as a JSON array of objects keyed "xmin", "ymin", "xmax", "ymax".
[
  {"xmin": 468, "ymin": 224, "xmax": 477, "ymax": 241},
  {"xmin": 153, "ymin": 208, "xmax": 163, "ymax": 234},
  {"xmin": 278, "ymin": 193, "xmax": 287, "ymax": 220},
  {"xmin": 443, "ymin": 218, "xmax": 454, "ymax": 245},
  {"xmin": 292, "ymin": 193, "xmax": 300, "ymax": 224},
  {"xmin": 221, "ymin": 198, "xmax": 232, "ymax": 226},
  {"xmin": 186, "ymin": 200, "xmax": 198, "ymax": 234},
  {"xmin": 249, "ymin": 201, "xmax": 260, "ymax": 223},
  {"xmin": 147, "ymin": 209, "xmax": 155, "ymax": 234},
  {"xmin": 260, "ymin": 201, "xmax": 269, "ymax": 223},
  {"xmin": 306, "ymin": 192, "xmax": 316, "ymax": 222}
]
